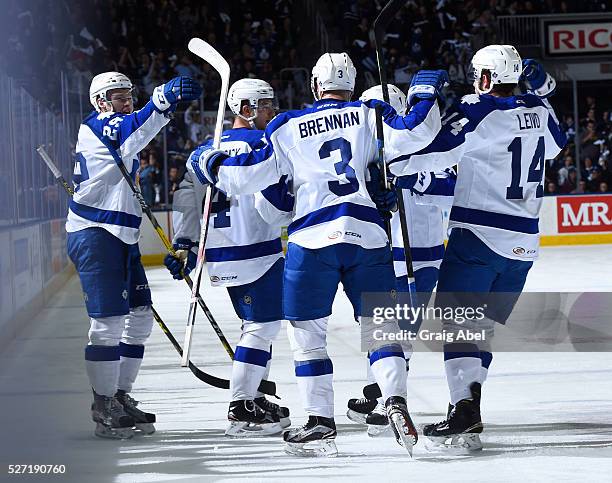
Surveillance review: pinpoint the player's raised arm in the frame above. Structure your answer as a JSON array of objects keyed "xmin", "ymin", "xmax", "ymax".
[
  {"xmin": 254, "ymin": 175, "xmax": 295, "ymax": 226},
  {"xmin": 361, "ymin": 70, "xmax": 446, "ymax": 163},
  {"xmin": 85, "ymin": 74, "xmax": 202, "ymax": 164},
  {"xmin": 190, "ymin": 119, "xmax": 287, "ymax": 195}
]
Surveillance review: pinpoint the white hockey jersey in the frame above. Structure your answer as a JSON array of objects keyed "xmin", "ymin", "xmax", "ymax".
[
  {"xmin": 200, "ymin": 98, "xmax": 441, "ymax": 250},
  {"xmin": 389, "ymin": 93, "xmax": 566, "ymax": 261},
  {"xmin": 181, "ymin": 128, "xmax": 293, "ymax": 287},
  {"xmin": 392, "ymin": 169, "xmax": 456, "ymax": 277},
  {"xmin": 67, "ymin": 102, "xmax": 170, "ymax": 244}
]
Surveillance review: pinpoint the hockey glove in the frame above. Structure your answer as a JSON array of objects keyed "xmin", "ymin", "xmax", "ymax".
[
  {"xmin": 520, "ymin": 59, "xmax": 556, "ymax": 98},
  {"xmin": 152, "ymin": 76, "xmax": 203, "ymax": 112},
  {"xmin": 367, "ymin": 164, "xmax": 397, "ymax": 217},
  {"xmin": 395, "ymin": 171, "xmax": 433, "ymax": 195},
  {"xmin": 407, "ymin": 70, "xmax": 449, "ymax": 106},
  {"xmin": 163, "ymin": 238, "xmax": 198, "ymax": 280},
  {"xmin": 189, "ymin": 146, "xmax": 228, "ymax": 185}
]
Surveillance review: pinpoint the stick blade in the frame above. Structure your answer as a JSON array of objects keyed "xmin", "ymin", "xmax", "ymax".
[{"xmin": 187, "ymin": 38, "xmax": 230, "ymax": 79}]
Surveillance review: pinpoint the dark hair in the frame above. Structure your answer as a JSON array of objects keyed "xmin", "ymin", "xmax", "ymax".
[{"xmin": 480, "ymin": 70, "xmax": 517, "ymax": 97}]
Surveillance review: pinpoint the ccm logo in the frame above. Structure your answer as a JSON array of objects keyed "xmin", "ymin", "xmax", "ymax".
[
  {"xmin": 557, "ymin": 196, "xmax": 612, "ymax": 233},
  {"xmin": 549, "ymin": 22, "xmax": 612, "ymax": 54}
]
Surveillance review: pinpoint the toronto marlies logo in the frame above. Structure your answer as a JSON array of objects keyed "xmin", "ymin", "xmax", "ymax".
[{"xmin": 122, "ymin": 290, "xmax": 128, "ymax": 300}]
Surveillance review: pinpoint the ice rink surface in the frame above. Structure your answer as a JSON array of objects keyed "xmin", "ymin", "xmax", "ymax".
[{"xmin": 1, "ymin": 244, "xmax": 612, "ymax": 483}]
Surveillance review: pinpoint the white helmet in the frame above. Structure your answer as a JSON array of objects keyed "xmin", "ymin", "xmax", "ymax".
[
  {"xmin": 89, "ymin": 71, "xmax": 133, "ymax": 112},
  {"xmin": 311, "ymin": 53, "xmax": 356, "ymax": 100},
  {"xmin": 360, "ymin": 84, "xmax": 407, "ymax": 115},
  {"xmin": 227, "ymin": 78, "xmax": 275, "ymax": 122},
  {"xmin": 470, "ymin": 45, "xmax": 522, "ymax": 95}
]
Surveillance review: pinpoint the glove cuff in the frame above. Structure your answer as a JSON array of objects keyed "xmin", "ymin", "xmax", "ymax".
[
  {"xmin": 152, "ymin": 85, "xmax": 171, "ymax": 112},
  {"xmin": 407, "ymin": 85, "xmax": 436, "ymax": 105},
  {"xmin": 532, "ymin": 73, "xmax": 556, "ymax": 98},
  {"xmin": 174, "ymin": 238, "xmax": 197, "ymax": 251}
]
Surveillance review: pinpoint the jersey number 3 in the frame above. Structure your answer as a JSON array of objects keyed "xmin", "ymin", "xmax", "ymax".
[
  {"xmin": 506, "ymin": 136, "xmax": 545, "ymax": 200},
  {"xmin": 319, "ymin": 137, "xmax": 359, "ymax": 196}
]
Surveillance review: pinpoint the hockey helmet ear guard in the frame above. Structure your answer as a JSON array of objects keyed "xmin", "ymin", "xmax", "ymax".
[
  {"xmin": 470, "ymin": 45, "xmax": 521, "ymax": 95},
  {"xmin": 227, "ymin": 79, "xmax": 276, "ymax": 122},
  {"xmin": 89, "ymin": 72, "xmax": 133, "ymax": 112},
  {"xmin": 360, "ymin": 84, "xmax": 407, "ymax": 115},
  {"xmin": 311, "ymin": 52, "xmax": 357, "ymax": 101}
]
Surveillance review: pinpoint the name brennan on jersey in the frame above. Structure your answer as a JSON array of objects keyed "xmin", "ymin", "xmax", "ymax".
[{"xmin": 298, "ymin": 111, "xmax": 360, "ymax": 138}]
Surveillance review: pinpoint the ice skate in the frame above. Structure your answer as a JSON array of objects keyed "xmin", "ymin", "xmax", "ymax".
[
  {"xmin": 225, "ymin": 400, "xmax": 283, "ymax": 437},
  {"xmin": 283, "ymin": 416, "xmax": 338, "ymax": 457},
  {"xmin": 366, "ymin": 402, "xmax": 390, "ymax": 437},
  {"xmin": 91, "ymin": 391, "xmax": 135, "ymax": 440},
  {"xmin": 254, "ymin": 396, "xmax": 291, "ymax": 428},
  {"xmin": 423, "ymin": 382, "xmax": 483, "ymax": 453},
  {"xmin": 116, "ymin": 390, "xmax": 156, "ymax": 435},
  {"xmin": 385, "ymin": 396, "xmax": 418, "ymax": 456},
  {"xmin": 346, "ymin": 396, "xmax": 377, "ymax": 424}
]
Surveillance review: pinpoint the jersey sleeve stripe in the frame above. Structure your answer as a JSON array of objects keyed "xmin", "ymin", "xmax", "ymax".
[
  {"xmin": 69, "ymin": 200, "xmax": 142, "ymax": 229},
  {"xmin": 287, "ymin": 202, "xmax": 385, "ymax": 236},
  {"xmin": 450, "ymin": 206, "xmax": 539, "ymax": 234},
  {"xmin": 392, "ymin": 244, "xmax": 445, "ymax": 262},
  {"xmin": 205, "ymin": 238, "xmax": 282, "ymax": 262},
  {"xmin": 547, "ymin": 114, "xmax": 567, "ymax": 150}
]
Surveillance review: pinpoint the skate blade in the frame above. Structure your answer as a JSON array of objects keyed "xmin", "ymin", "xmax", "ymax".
[
  {"xmin": 284, "ymin": 439, "xmax": 338, "ymax": 458},
  {"xmin": 94, "ymin": 423, "xmax": 134, "ymax": 440},
  {"xmin": 389, "ymin": 413, "xmax": 418, "ymax": 456},
  {"xmin": 367, "ymin": 423, "xmax": 391, "ymax": 437},
  {"xmin": 346, "ymin": 409, "xmax": 368, "ymax": 425},
  {"xmin": 225, "ymin": 421, "xmax": 283, "ymax": 438},
  {"xmin": 134, "ymin": 423, "xmax": 156, "ymax": 435},
  {"xmin": 280, "ymin": 417, "xmax": 292, "ymax": 429},
  {"xmin": 424, "ymin": 433, "xmax": 483, "ymax": 453}
]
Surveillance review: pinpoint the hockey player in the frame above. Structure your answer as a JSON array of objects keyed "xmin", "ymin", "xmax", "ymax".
[
  {"xmin": 165, "ymin": 78, "xmax": 293, "ymax": 437},
  {"xmin": 67, "ymin": 72, "xmax": 202, "ymax": 439},
  {"xmin": 388, "ymin": 45, "xmax": 566, "ymax": 451},
  {"xmin": 193, "ymin": 52, "xmax": 446, "ymax": 456},
  {"xmin": 346, "ymin": 84, "xmax": 456, "ymax": 434}
]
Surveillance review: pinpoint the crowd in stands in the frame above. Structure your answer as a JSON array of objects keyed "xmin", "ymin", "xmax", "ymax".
[
  {"xmin": 1, "ymin": 0, "xmax": 611, "ymax": 207},
  {"xmin": 546, "ymin": 95, "xmax": 612, "ymax": 195}
]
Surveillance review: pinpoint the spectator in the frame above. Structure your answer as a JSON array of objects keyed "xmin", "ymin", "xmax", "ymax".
[
  {"xmin": 571, "ymin": 180, "xmax": 587, "ymax": 195},
  {"xmin": 600, "ymin": 181, "xmax": 609, "ymax": 193},
  {"xmin": 139, "ymin": 156, "xmax": 155, "ymax": 207}
]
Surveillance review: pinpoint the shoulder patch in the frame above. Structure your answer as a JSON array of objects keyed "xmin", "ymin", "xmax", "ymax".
[{"xmin": 461, "ymin": 94, "xmax": 480, "ymax": 105}]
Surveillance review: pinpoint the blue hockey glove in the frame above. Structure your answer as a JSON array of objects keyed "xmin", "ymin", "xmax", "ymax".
[
  {"xmin": 152, "ymin": 76, "xmax": 203, "ymax": 112},
  {"xmin": 520, "ymin": 59, "xmax": 556, "ymax": 98},
  {"xmin": 189, "ymin": 146, "xmax": 228, "ymax": 185},
  {"xmin": 407, "ymin": 70, "xmax": 449, "ymax": 106},
  {"xmin": 395, "ymin": 171, "xmax": 433, "ymax": 194},
  {"xmin": 367, "ymin": 164, "xmax": 397, "ymax": 217},
  {"xmin": 163, "ymin": 238, "xmax": 198, "ymax": 280}
]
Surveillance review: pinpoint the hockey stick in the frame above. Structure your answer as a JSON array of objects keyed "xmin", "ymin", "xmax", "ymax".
[
  {"xmin": 372, "ymin": 0, "xmax": 417, "ymax": 297},
  {"xmin": 35, "ymin": 145, "xmax": 241, "ymax": 392},
  {"xmin": 182, "ymin": 37, "xmax": 230, "ymax": 368}
]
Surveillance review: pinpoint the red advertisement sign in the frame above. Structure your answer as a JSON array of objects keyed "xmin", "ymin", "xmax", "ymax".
[
  {"xmin": 557, "ymin": 195, "xmax": 612, "ymax": 233},
  {"xmin": 546, "ymin": 21, "xmax": 612, "ymax": 56}
]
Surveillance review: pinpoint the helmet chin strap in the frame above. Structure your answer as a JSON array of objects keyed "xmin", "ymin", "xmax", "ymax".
[{"xmin": 237, "ymin": 108, "xmax": 258, "ymax": 129}]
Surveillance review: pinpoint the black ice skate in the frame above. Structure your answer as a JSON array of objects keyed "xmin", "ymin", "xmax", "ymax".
[
  {"xmin": 283, "ymin": 416, "xmax": 337, "ymax": 457},
  {"xmin": 346, "ymin": 396, "xmax": 377, "ymax": 424},
  {"xmin": 385, "ymin": 396, "xmax": 418, "ymax": 456},
  {"xmin": 116, "ymin": 390, "xmax": 156, "ymax": 435},
  {"xmin": 423, "ymin": 382, "xmax": 483, "ymax": 452},
  {"xmin": 91, "ymin": 390, "xmax": 135, "ymax": 440},
  {"xmin": 225, "ymin": 399, "xmax": 283, "ymax": 437},
  {"xmin": 254, "ymin": 396, "xmax": 291, "ymax": 428},
  {"xmin": 365, "ymin": 402, "xmax": 390, "ymax": 437}
]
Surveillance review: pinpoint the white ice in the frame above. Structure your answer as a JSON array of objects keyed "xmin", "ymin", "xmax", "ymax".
[{"xmin": 1, "ymin": 244, "xmax": 611, "ymax": 482}]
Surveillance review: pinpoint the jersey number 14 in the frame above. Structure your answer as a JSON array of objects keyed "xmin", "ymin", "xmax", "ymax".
[{"xmin": 506, "ymin": 136, "xmax": 545, "ymax": 200}]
